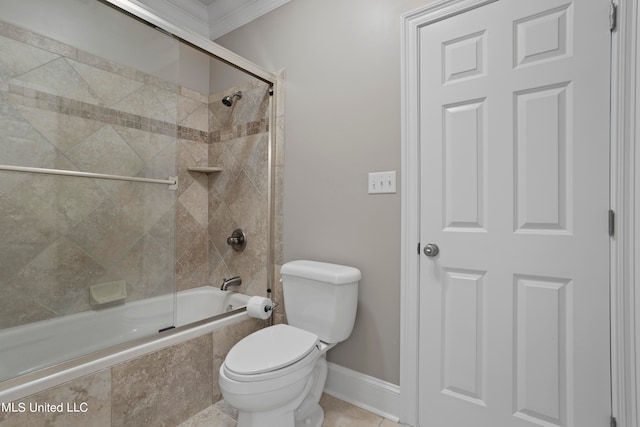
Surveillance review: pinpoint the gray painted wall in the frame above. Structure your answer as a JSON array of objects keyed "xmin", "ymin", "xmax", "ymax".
[{"xmin": 215, "ymin": 0, "xmax": 433, "ymax": 385}]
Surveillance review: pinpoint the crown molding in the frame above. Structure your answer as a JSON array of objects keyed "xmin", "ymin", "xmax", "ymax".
[
  {"xmin": 208, "ymin": 0, "xmax": 291, "ymax": 40},
  {"xmin": 130, "ymin": 0, "xmax": 289, "ymax": 41},
  {"xmin": 132, "ymin": 0, "xmax": 210, "ymax": 38}
]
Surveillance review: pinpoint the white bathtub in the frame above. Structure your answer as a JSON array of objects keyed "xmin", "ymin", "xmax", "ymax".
[{"xmin": 0, "ymin": 286, "xmax": 251, "ymax": 402}]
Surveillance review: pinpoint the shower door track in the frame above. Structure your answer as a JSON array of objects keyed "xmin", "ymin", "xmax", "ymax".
[{"xmin": 0, "ymin": 164, "xmax": 178, "ymax": 188}]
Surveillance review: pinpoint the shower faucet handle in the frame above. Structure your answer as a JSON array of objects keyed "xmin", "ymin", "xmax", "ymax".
[
  {"xmin": 227, "ymin": 236, "xmax": 242, "ymax": 245},
  {"xmin": 226, "ymin": 228, "xmax": 247, "ymax": 252}
]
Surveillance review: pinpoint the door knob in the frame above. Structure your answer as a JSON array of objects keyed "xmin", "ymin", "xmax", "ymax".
[{"xmin": 423, "ymin": 243, "xmax": 439, "ymax": 257}]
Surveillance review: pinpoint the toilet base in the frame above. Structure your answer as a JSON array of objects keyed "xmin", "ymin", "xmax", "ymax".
[
  {"xmin": 294, "ymin": 356, "xmax": 327, "ymax": 427},
  {"xmin": 237, "ymin": 408, "xmax": 296, "ymax": 427},
  {"xmin": 295, "ymin": 404, "xmax": 323, "ymax": 427}
]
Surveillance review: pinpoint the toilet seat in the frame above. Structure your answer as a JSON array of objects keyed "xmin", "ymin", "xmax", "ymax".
[{"xmin": 223, "ymin": 324, "xmax": 319, "ymax": 382}]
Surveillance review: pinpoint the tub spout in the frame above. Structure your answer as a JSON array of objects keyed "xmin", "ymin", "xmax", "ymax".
[{"xmin": 221, "ymin": 276, "xmax": 242, "ymax": 291}]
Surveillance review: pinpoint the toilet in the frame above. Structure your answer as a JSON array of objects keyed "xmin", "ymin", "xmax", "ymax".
[{"xmin": 218, "ymin": 260, "xmax": 361, "ymax": 427}]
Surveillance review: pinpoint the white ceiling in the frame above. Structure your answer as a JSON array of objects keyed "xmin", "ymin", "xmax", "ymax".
[{"xmin": 137, "ymin": 0, "xmax": 290, "ymax": 40}]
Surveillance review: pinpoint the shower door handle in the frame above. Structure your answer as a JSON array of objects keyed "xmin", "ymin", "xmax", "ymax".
[{"xmin": 423, "ymin": 243, "xmax": 439, "ymax": 257}]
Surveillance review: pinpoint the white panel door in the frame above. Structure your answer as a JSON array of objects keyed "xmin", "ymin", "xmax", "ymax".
[{"xmin": 418, "ymin": 1, "xmax": 611, "ymax": 426}]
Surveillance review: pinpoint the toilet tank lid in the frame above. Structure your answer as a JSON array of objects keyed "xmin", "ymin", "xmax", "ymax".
[{"xmin": 281, "ymin": 260, "xmax": 361, "ymax": 285}]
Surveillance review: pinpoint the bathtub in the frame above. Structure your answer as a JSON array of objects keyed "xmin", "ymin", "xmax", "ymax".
[{"xmin": 0, "ymin": 286, "xmax": 252, "ymax": 402}]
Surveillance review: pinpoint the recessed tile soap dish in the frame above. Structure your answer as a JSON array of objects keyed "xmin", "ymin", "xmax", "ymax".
[
  {"xmin": 187, "ymin": 167, "xmax": 222, "ymax": 173},
  {"xmin": 90, "ymin": 280, "xmax": 127, "ymax": 306}
]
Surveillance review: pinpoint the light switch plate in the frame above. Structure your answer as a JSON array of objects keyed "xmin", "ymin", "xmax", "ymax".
[{"xmin": 368, "ymin": 171, "xmax": 396, "ymax": 194}]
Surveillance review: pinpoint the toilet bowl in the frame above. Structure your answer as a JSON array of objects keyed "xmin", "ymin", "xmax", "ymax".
[
  {"xmin": 218, "ymin": 324, "xmax": 329, "ymax": 427},
  {"xmin": 218, "ymin": 260, "xmax": 361, "ymax": 427}
]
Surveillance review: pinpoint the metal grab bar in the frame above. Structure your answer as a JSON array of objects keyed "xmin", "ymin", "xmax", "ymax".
[{"xmin": 0, "ymin": 165, "xmax": 177, "ymax": 188}]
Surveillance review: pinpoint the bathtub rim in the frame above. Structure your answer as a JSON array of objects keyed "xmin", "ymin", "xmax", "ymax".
[{"xmin": 0, "ymin": 305, "xmax": 250, "ymax": 403}]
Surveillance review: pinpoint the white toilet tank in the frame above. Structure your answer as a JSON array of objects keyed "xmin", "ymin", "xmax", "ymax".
[{"xmin": 281, "ymin": 260, "xmax": 361, "ymax": 344}]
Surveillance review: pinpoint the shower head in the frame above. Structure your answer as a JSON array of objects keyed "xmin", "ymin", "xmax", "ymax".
[{"xmin": 222, "ymin": 91, "xmax": 242, "ymax": 107}]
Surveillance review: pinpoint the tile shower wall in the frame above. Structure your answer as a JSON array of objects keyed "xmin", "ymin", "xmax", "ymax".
[
  {"xmin": 0, "ymin": 20, "xmax": 193, "ymax": 329},
  {"xmin": 206, "ymin": 81, "xmax": 271, "ymax": 296},
  {"xmin": 175, "ymin": 86, "xmax": 210, "ymax": 291}
]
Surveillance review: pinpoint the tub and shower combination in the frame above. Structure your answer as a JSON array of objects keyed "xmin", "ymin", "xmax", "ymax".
[
  {"xmin": 0, "ymin": 0, "xmax": 279, "ymax": 409},
  {"xmin": 0, "ymin": 286, "xmax": 255, "ymax": 402},
  {"xmin": 0, "ymin": 287, "xmax": 250, "ymax": 385},
  {"xmin": 0, "ymin": 287, "xmax": 252, "ymax": 402}
]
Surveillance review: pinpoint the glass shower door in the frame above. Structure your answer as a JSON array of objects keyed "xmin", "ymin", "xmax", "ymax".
[{"xmin": 0, "ymin": 0, "xmax": 179, "ymax": 381}]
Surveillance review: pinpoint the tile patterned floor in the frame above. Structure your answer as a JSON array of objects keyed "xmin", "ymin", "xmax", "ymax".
[{"xmin": 178, "ymin": 393, "xmax": 400, "ymax": 427}]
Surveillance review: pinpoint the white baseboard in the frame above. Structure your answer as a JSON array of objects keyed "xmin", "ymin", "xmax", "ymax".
[{"xmin": 324, "ymin": 362, "xmax": 400, "ymax": 423}]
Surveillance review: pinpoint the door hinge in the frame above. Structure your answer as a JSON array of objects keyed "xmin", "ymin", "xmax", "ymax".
[
  {"xmin": 417, "ymin": 242, "xmax": 421, "ymax": 255},
  {"xmin": 610, "ymin": 1, "xmax": 618, "ymax": 32},
  {"xmin": 611, "ymin": 415, "xmax": 617, "ymax": 427},
  {"xmin": 609, "ymin": 210, "xmax": 615, "ymax": 237}
]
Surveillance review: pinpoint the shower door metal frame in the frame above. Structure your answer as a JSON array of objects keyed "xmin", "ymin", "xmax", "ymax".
[{"xmin": 101, "ymin": 0, "xmax": 276, "ymax": 85}]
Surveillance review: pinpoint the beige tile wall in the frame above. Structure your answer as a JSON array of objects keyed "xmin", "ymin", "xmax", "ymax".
[{"xmin": 207, "ymin": 80, "xmax": 271, "ymax": 296}]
